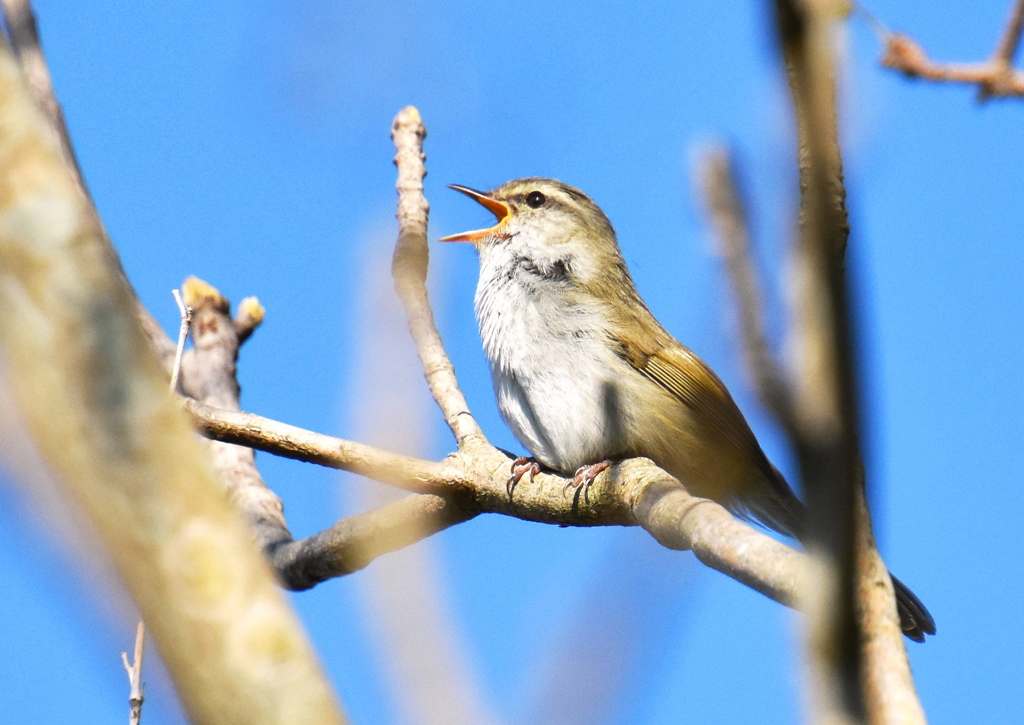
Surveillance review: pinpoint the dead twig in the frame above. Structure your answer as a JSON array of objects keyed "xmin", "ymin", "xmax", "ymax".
[
  {"xmin": 875, "ymin": 0, "xmax": 1024, "ymax": 99},
  {"xmin": 169, "ymin": 289, "xmax": 192, "ymax": 394},
  {"xmin": 117, "ymin": 290, "xmax": 191, "ymax": 725},
  {"xmin": 121, "ymin": 621, "xmax": 145, "ymax": 725}
]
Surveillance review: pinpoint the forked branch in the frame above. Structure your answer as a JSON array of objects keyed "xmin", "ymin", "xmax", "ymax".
[{"xmin": 876, "ymin": 0, "xmax": 1024, "ymax": 99}]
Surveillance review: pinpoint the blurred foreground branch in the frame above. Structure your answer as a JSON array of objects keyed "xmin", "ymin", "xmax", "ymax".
[
  {"xmin": 0, "ymin": 23, "xmax": 344, "ymax": 725},
  {"xmin": 687, "ymin": 1, "xmax": 928, "ymax": 723}
]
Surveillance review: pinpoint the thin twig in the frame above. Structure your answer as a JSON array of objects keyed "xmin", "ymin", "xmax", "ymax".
[
  {"xmin": 169, "ymin": 289, "xmax": 191, "ymax": 393},
  {"xmin": 121, "ymin": 620, "xmax": 145, "ymax": 725},
  {"xmin": 991, "ymin": 0, "xmax": 1024, "ymax": 70},
  {"xmin": 874, "ymin": 1, "xmax": 1024, "ymax": 99},
  {"xmin": 390, "ymin": 107, "xmax": 485, "ymax": 449}
]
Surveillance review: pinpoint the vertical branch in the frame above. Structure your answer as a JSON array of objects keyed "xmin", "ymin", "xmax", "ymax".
[
  {"xmin": 178, "ymin": 277, "xmax": 295, "ymax": 553},
  {"xmin": 773, "ymin": 1, "xmax": 923, "ymax": 724},
  {"xmin": 390, "ymin": 106, "xmax": 485, "ymax": 449},
  {"xmin": 991, "ymin": 0, "xmax": 1024, "ymax": 71},
  {"xmin": 121, "ymin": 621, "xmax": 146, "ymax": 725},
  {"xmin": 773, "ymin": 9, "xmax": 862, "ymax": 716}
]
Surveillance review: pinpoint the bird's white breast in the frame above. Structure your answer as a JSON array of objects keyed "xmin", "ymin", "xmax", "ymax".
[{"xmin": 474, "ymin": 250, "xmax": 632, "ymax": 472}]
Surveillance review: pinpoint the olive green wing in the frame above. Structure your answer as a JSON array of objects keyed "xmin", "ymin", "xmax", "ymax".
[{"xmin": 611, "ymin": 326, "xmax": 763, "ymax": 458}]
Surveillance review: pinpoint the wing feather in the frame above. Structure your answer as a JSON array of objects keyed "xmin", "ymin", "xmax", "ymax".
[{"xmin": 607, "ymin": 309, "xmax": 778, "ymax": 487}]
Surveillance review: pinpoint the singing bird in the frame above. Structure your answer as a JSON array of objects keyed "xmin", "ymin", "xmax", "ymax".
[{"xmin": 441, "ymin": 177, "xmax": 935, "ymax": 641}]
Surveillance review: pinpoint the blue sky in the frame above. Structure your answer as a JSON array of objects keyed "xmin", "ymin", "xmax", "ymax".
[{"xmin": 1, "ymin": 2, "xmax": 1021, "ymax": 723}]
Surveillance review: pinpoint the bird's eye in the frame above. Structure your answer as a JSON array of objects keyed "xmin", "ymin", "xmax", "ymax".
[{"xmin": 525, "ymin": 191, "xmax": 546, "ymax": 208}]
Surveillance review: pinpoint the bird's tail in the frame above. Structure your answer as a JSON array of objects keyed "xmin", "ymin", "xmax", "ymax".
[{"xmin": 739, "ymin": 465, "xmax": 936, "ymax": 642}]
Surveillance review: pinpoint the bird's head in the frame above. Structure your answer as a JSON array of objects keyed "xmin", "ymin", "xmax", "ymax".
[{"xmin": 440, "ymin": 177, "xmax": 627, "ymax": 288}]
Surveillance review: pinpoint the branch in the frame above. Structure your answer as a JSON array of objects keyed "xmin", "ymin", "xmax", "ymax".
[
  {"xmin": 121, "ymin": 621, "xmax": 145, "ymax": 725},
  {"xmin": 177, "ymin": 277, "xmax": 476, "ymax": 589},
  {"xmin": 695, "ymin": 146, "xmax": 799, "ymax": 438},
  {"xmin": 390, "ymin": 107, "xmax": 485, "ymax": 449},
  {"xmin": 179, "ymin": 277, "xmax": 294, "ymax": 551},
  {"xmin": 184, "ymin": 398, "xmax": 457, "ymax": 495},
  {"xmin": 776, "ymin": 0, "xmax": 924, "ymax": 723},
  {"xmin": 174, "ymin": 106, "xmax": 815, "ymax": 626},
  {"xmin": 191, "ymin": 397, "xmax": 806, "ymax": 610},
  {"xmin": 877, "ymin": 1, "xmax": 1024, "ymax": 99},
  {"xmin": 179, "ymin": 291, "xmax": 804, "ymax": 604},
  {"xmin": 272, "ymin": 493, "xmax": 476, "ymax": 590},
  {"xmin": 0, "ymin": 31, "xmax": 346, "ymax": 725},
  {"xmin": 0, "ymin": 0, "xmax": 179, "ymax": 367}
]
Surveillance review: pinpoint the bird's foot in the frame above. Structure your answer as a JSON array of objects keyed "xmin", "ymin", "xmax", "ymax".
[
  {"xmin": 507, "ymin": 456, "xmax": 541, "ymax": 497},
  {"xmin": 562, "ymin": 460, "xmax": 613, "ymax": 500}
]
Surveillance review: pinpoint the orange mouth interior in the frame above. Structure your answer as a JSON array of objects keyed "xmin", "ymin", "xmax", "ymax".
[{"xmin": 439, "ymin": 185, "xmax": 511, "ymax": 242}]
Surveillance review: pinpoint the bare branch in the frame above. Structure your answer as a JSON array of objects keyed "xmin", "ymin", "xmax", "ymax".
[
  {"xmin": 390, "ymin": 107, "xmax": 485, "ymax": 449},
  {"xmin": 174, "ymin": 103, "xmax": 818, "ymax": 626},
  {"xmin": 178, "ymin": 277, "xmax": 475, "ymax": 587},
  {"xmin": 992, "ymin": 0, "xmax": 1024, "ymax": 70},
  {"xmin": 695, "ymin": 146, "xmax": 798, "ymax": 437},
  {"xmin": 876, "ymin": 1, "xmax": 1024, "ymax": 99},
  {"xmin": 191, "ymin": 394, "xmax": 808, "ymax": 611},
  {"xmin": 776, "ymin": 0, "xmax": 924, "ymax": 722},
  {"xmin": 778, "ymin": 0, "xmax": 869, "ymax": 719},
  {"xmin": 184, "ymin": 398, "xmax": 459, "ymax": 495},
  {"xmin": 0, "ymin": 35, "xmax": 346, "ymax": 725},
  {"xmin": 0, "ymin": 0, "xmax": 179, "ymax": 367},
  {"xmin": 634, "ymin": 473, "xmax": 802, "ymax": 607},
  {"xmin": 179, "ymin": 277, "xmax": 294, "ymax": 552},
  {"xmin": 272, "ymin": 494, "xmax": 476, "ymax": 590},
  {"xmin": 121, "ymin": 621, "xmax": 145, "ymax": 725}
]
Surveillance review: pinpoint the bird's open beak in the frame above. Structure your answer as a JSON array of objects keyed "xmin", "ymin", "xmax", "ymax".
[{"xmin": 439, "ymin": 185, "xmax": 512, "ymax": 242}]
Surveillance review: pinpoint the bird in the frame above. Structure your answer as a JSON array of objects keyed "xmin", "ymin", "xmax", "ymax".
[{"xmin": 440, "ymin": 177, "xmax": 935, "ymax": 642}]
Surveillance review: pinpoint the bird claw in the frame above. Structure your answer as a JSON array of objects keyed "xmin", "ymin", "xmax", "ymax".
[
  {"xmin": 562, "ymin": 460, "xmax": 612, "ymax": 501},
  {"xmin": 507, "ymin": 456, "xmax": 541, "ymax": 497}
]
